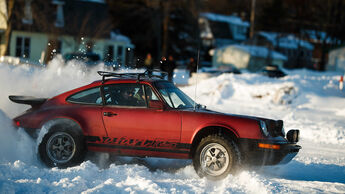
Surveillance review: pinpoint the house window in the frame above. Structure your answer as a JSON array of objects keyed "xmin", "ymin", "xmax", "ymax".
[
  {"xmin": 116, "ymin": 45, "xmax": 123, "ymax": 64},
  {"xmin": 117, "ymin": 45, "xmax": 123, "ymax": 56},
  {"xmin": 22, "ymin": 0, "xmax": 33, "ymax": 24},
  {"xmin": 56, "ymin": 40, "xmax": 62, "ymax": 54},
  {"xmin": 233, "ymin": 26, "xmax": 238, "ymax": 35},
  {"xmin": 104, "ymin": 45, "xmax": 114, "ymax": 62},
  {"xmin": 209, "ymin": 21, "xmax": 232, "ymax": 39},
  {"xmin": 15, "ymin": 37, "xmax": 30, "ymax": 58},
  {"xmin": 239, "ymin": 26, "xmax": 246, "ymax": 35}
]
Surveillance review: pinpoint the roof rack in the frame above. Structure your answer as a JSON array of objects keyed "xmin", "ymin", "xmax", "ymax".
[{"xmin": 97, "ymin": 69, "xmax": 168, "ymax": 83}]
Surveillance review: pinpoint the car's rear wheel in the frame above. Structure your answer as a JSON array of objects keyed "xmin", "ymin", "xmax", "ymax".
[
  {"xmin": 193, "ymin": 135, "xmax": 240, "ymax": 180},
  {"xmin": 39, "ymin": 127, "xmax": 85, "ymax": 168}
]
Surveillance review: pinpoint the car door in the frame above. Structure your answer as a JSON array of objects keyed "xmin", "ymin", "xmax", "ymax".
[
  {"xmin": 101, "ymin": 83, "xmax": 182, "ymax": 155},
  {"xmin": 65, "ymin": 86, "xmax": 108, "ymax": 139}
]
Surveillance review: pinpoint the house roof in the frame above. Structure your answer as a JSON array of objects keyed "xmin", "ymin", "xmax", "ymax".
[
  {"xmin": 258, "ymin": 31, "xmax": 314, "ymax": 50},
  {"xmin": 11, "ymin": 0, "xmax": 114, "ymax": 39},
  {"xmin": 200, "ymin": 13, "xmax": 250, "ymax": 27},
  {"xmin": 232, "ymin": 44, "xmax": 287, "ymax": 61},
  {"xmin": 302, "ymin": 30, "xmax": 340, "ymax": 45}
]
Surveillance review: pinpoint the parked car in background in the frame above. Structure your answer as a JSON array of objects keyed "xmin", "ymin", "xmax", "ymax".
[
  {"xmin": 9, "ymin": 70, "xmax": 300, "ymax": 180},
  {"xmin": 64, "ymin": 52, "xmax": 101, "ymax": 67},
  {"xmin": 260, "ymin": 65, "xmax": 286, "ymax": 78}
]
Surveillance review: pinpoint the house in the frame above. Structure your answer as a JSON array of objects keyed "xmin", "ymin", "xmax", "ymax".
[
  {"xmin": 198, "ymin": 12, "xmax": 250, "ymax": 63},
  {"xmin": 1, "ymin": 0, "xmax": 134, "ymax": 66},
  {"xmin": 212, "ymin": 44, "xmax": 287, "ymax": 72},
  {"xmin": 250, "ymin": 32, "xmax": 314, "ymax": 69},
  {"xmin": 302, "ymin": 30, "xmax": 341, "ymax": 70},
  {"xmin": 199, "ymin": 12, "xmax": 250, "ymax": 47},
  {"xmin": 327, "ymin": 46, "xmax": 345, "ymax": 72}
]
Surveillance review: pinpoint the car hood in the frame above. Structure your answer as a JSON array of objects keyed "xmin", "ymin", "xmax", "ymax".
[
  {"xmin": 182, "ymin": 107, "xmax": 269, "ymax": 122},
  {"xmin": 180, "ymin": 107, "xmax": 284, "ymax": 138}
]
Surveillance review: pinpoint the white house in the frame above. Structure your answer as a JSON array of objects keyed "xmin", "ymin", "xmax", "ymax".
[
  {"xmin": 199, "ymin": 12, "xmax": 250, "ymax": 48},
  {"xmin": 327, "ymin": 47, "xmax": 345, "ymax": 72},
  {"xmin": 212, "ymin": 44, "xmax": 287, "ymax": 72}
]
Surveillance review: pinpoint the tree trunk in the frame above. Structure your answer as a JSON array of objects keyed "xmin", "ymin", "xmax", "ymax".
[
  {"xmin": 44, "ymin": 37, "xmax": 58, "ymax": 64},
  {"xmin": 1, "ymin": 0, "xmax": 15, "ymax": 56},
  {"xmin": 161, "ymin": 1, "xmax": 170, "ymax": 58},
  {"xmin": 319, "ymin": 40, "xmax": 328, "ymax": 71}
]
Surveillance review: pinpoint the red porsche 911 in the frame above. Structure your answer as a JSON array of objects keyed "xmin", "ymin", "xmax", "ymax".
[{"xmin": 10, "ymin": 70, "xmax": 300, "ymax": 179}]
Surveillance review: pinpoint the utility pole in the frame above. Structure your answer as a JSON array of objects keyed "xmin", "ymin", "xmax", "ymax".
[
  {"xmin": 161, "ymin": 0, "xmax": 170, "ymax": 58},
  {"xmin": 249, "ymin": 0, "xmax": 256, "ymax": 39}
]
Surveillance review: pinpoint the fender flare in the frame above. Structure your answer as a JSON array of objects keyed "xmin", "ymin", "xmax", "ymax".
[
  {"xmin": 190, "ymin": 123, "xmax": 239, "ymax": 144},
  {"xmin": 37, "ymin": 117, "xmax": 84, "ymax": 146},
  {"xmin": 189, "ymin": 123, "xmax": 239, "ymax": 157}
]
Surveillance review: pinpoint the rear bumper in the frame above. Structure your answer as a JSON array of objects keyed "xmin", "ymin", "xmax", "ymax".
[{"xmin": 239, "ymin": 138, "xmax": 301, "ymax": 166}]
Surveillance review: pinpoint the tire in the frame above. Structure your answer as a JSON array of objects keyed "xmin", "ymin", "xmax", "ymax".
[
  {"xmin": 38, "ymin": 126, "xmax": 85, "ymax": 168},
  {"xmin": 193, "ymin": 135, "xmax": 240, "ymax": 180}
]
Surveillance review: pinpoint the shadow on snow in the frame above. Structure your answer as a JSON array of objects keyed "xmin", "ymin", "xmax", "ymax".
[{"xmin": 255, "ymin": 160, "xmax": 345, "ymax": 184}]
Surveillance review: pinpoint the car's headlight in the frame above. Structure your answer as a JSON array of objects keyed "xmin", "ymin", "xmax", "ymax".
[{"xmin": 260, "ymin": 120, "xmax": 269, "ymax": 136}]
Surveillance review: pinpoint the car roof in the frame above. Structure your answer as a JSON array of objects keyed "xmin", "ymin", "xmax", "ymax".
[
  {"xmin": 51, "ymin": 78, "xmax": 167, "ymax": 102},
  {"xmin": 91, "ymin": 77, "xmax": 164, "ymax": 85},
  {"xmin": 96, "ymin": 70, "xmax": 167, "ymax": 84}
]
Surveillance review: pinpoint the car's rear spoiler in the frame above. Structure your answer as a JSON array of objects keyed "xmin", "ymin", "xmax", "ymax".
[{"xmin": 9, "ymin": 95, "xmax": 47, "ymax": 108}]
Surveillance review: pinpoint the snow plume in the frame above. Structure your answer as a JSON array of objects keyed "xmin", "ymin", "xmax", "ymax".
[
  {"xmin": 0, "ymin": 109, "xmax": 36, "ymax": 164},
  {"xmin": 0, "ymin": 57, "xmax": 106, "ymax": 117},
  {"xmin": 0, "ymin": 58, "xmax": 107, "ymax": 166}
]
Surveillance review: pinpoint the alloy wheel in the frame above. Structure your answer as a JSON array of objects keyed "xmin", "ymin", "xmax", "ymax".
[
  {"xmin": 46, "ymin": 132, "xmax": 76, "ymax": 164},
  {"xmin": 200, "ymin": 143, "xmax": 230, "ymax": 176}
]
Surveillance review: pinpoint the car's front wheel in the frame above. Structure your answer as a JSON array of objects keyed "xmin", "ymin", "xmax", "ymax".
[
  {"xmin": 193, "ymin": 135, "xmax": 240, "ymax": 180},
  {"xmin": 38, "ymin": 127, "xmax": 85, "ymax": 168}
]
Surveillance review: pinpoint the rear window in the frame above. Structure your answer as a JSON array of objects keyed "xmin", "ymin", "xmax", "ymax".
[{"xmin": 67, "ymin": 87, "xmax": 102, "ymax": 105}]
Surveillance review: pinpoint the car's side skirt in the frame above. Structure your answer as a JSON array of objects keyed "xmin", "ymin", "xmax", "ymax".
[
  {"xmin": 86, "ymin": 136, "xmax": 191, "ymax": 156},
  {"xmin": 87, "ymin": 143, "xmax": 190, "ymax": 154}
]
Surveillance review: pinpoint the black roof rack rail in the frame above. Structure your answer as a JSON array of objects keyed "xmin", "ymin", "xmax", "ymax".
[{"xmin": 97, "ymin": 69, "xmax": 167, "ymax": 83}]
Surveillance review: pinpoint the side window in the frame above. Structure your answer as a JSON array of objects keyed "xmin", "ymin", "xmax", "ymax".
[
  {"xmin": 103, "ymin": 83, "xmax": 146, "ymax": 107},
  {"xmin": 170, "ymin": 92, "xmax": 185, "ymax": 108},
  {"xmin": 144, "ymin": 85, "xmax": 158, "ymax": 102},
  {"xmin": 160, "ymin": 89, "xmax": 173, "ymax": 107},
  {"xmin": 67, "ymin": 87, "xmax": 102, "ymax": 105}
]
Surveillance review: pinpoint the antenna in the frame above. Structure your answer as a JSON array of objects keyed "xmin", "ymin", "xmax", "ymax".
[{"xmin": 193, "ymin": 49, "xmax": 200, "ymax": 111}]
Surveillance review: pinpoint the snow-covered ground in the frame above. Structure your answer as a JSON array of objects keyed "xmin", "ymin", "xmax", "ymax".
[{"xmin": 0, "ymin": 58, "xmax": 344, "ymax": 193}]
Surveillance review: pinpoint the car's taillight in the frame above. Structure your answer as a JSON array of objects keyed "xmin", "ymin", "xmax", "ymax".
[{"xmin": 14, "ymin": 121, "xmax": 20, "ymax": 127}]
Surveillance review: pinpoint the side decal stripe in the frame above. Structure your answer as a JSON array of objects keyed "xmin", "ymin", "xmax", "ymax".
[
  {"xmin": 87, "ymin": 143, "xmax": 190, "ymax": 154},
  {"xmin": 87, "ymin": 136, "xmax": 101, "ymax": 142},
  {"xmin": 176, "ymin": 143, "xmax": 191, "ymax": 149}
]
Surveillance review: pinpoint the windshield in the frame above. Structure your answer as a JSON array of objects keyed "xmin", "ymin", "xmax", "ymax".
[{"xmin": 155, "ymin": 81, "xmax": 195, "ymax": 109}]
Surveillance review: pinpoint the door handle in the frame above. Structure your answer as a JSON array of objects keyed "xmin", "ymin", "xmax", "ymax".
[{"xmin": 103, "ymin": 112, "xmax": 118, "ymax": 117}]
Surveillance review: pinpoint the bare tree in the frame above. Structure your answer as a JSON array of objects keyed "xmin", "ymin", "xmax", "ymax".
[{"xmin": 0, "ymin": 0, "xmax": 15, "ymax": 56}]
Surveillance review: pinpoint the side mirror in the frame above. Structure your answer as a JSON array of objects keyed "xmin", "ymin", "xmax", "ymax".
[{"xmin": 149, "ymin": 100, "xmax": 164, "ymax": 110}]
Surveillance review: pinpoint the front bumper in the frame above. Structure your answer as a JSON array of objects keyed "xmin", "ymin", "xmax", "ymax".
[{"xmin": 239, "ymin": 138, "xmax": 301, "ymax": 166}]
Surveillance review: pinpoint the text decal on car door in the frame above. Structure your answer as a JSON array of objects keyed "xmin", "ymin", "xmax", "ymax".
[{"xmin": 86, "ymin": 136, "xmax": 191, "ymax": 153}]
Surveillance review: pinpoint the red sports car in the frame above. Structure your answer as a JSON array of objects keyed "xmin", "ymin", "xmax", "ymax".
[{"xmin": 10, "ymin": 71, "xmax": 301, "ymax": 179}]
